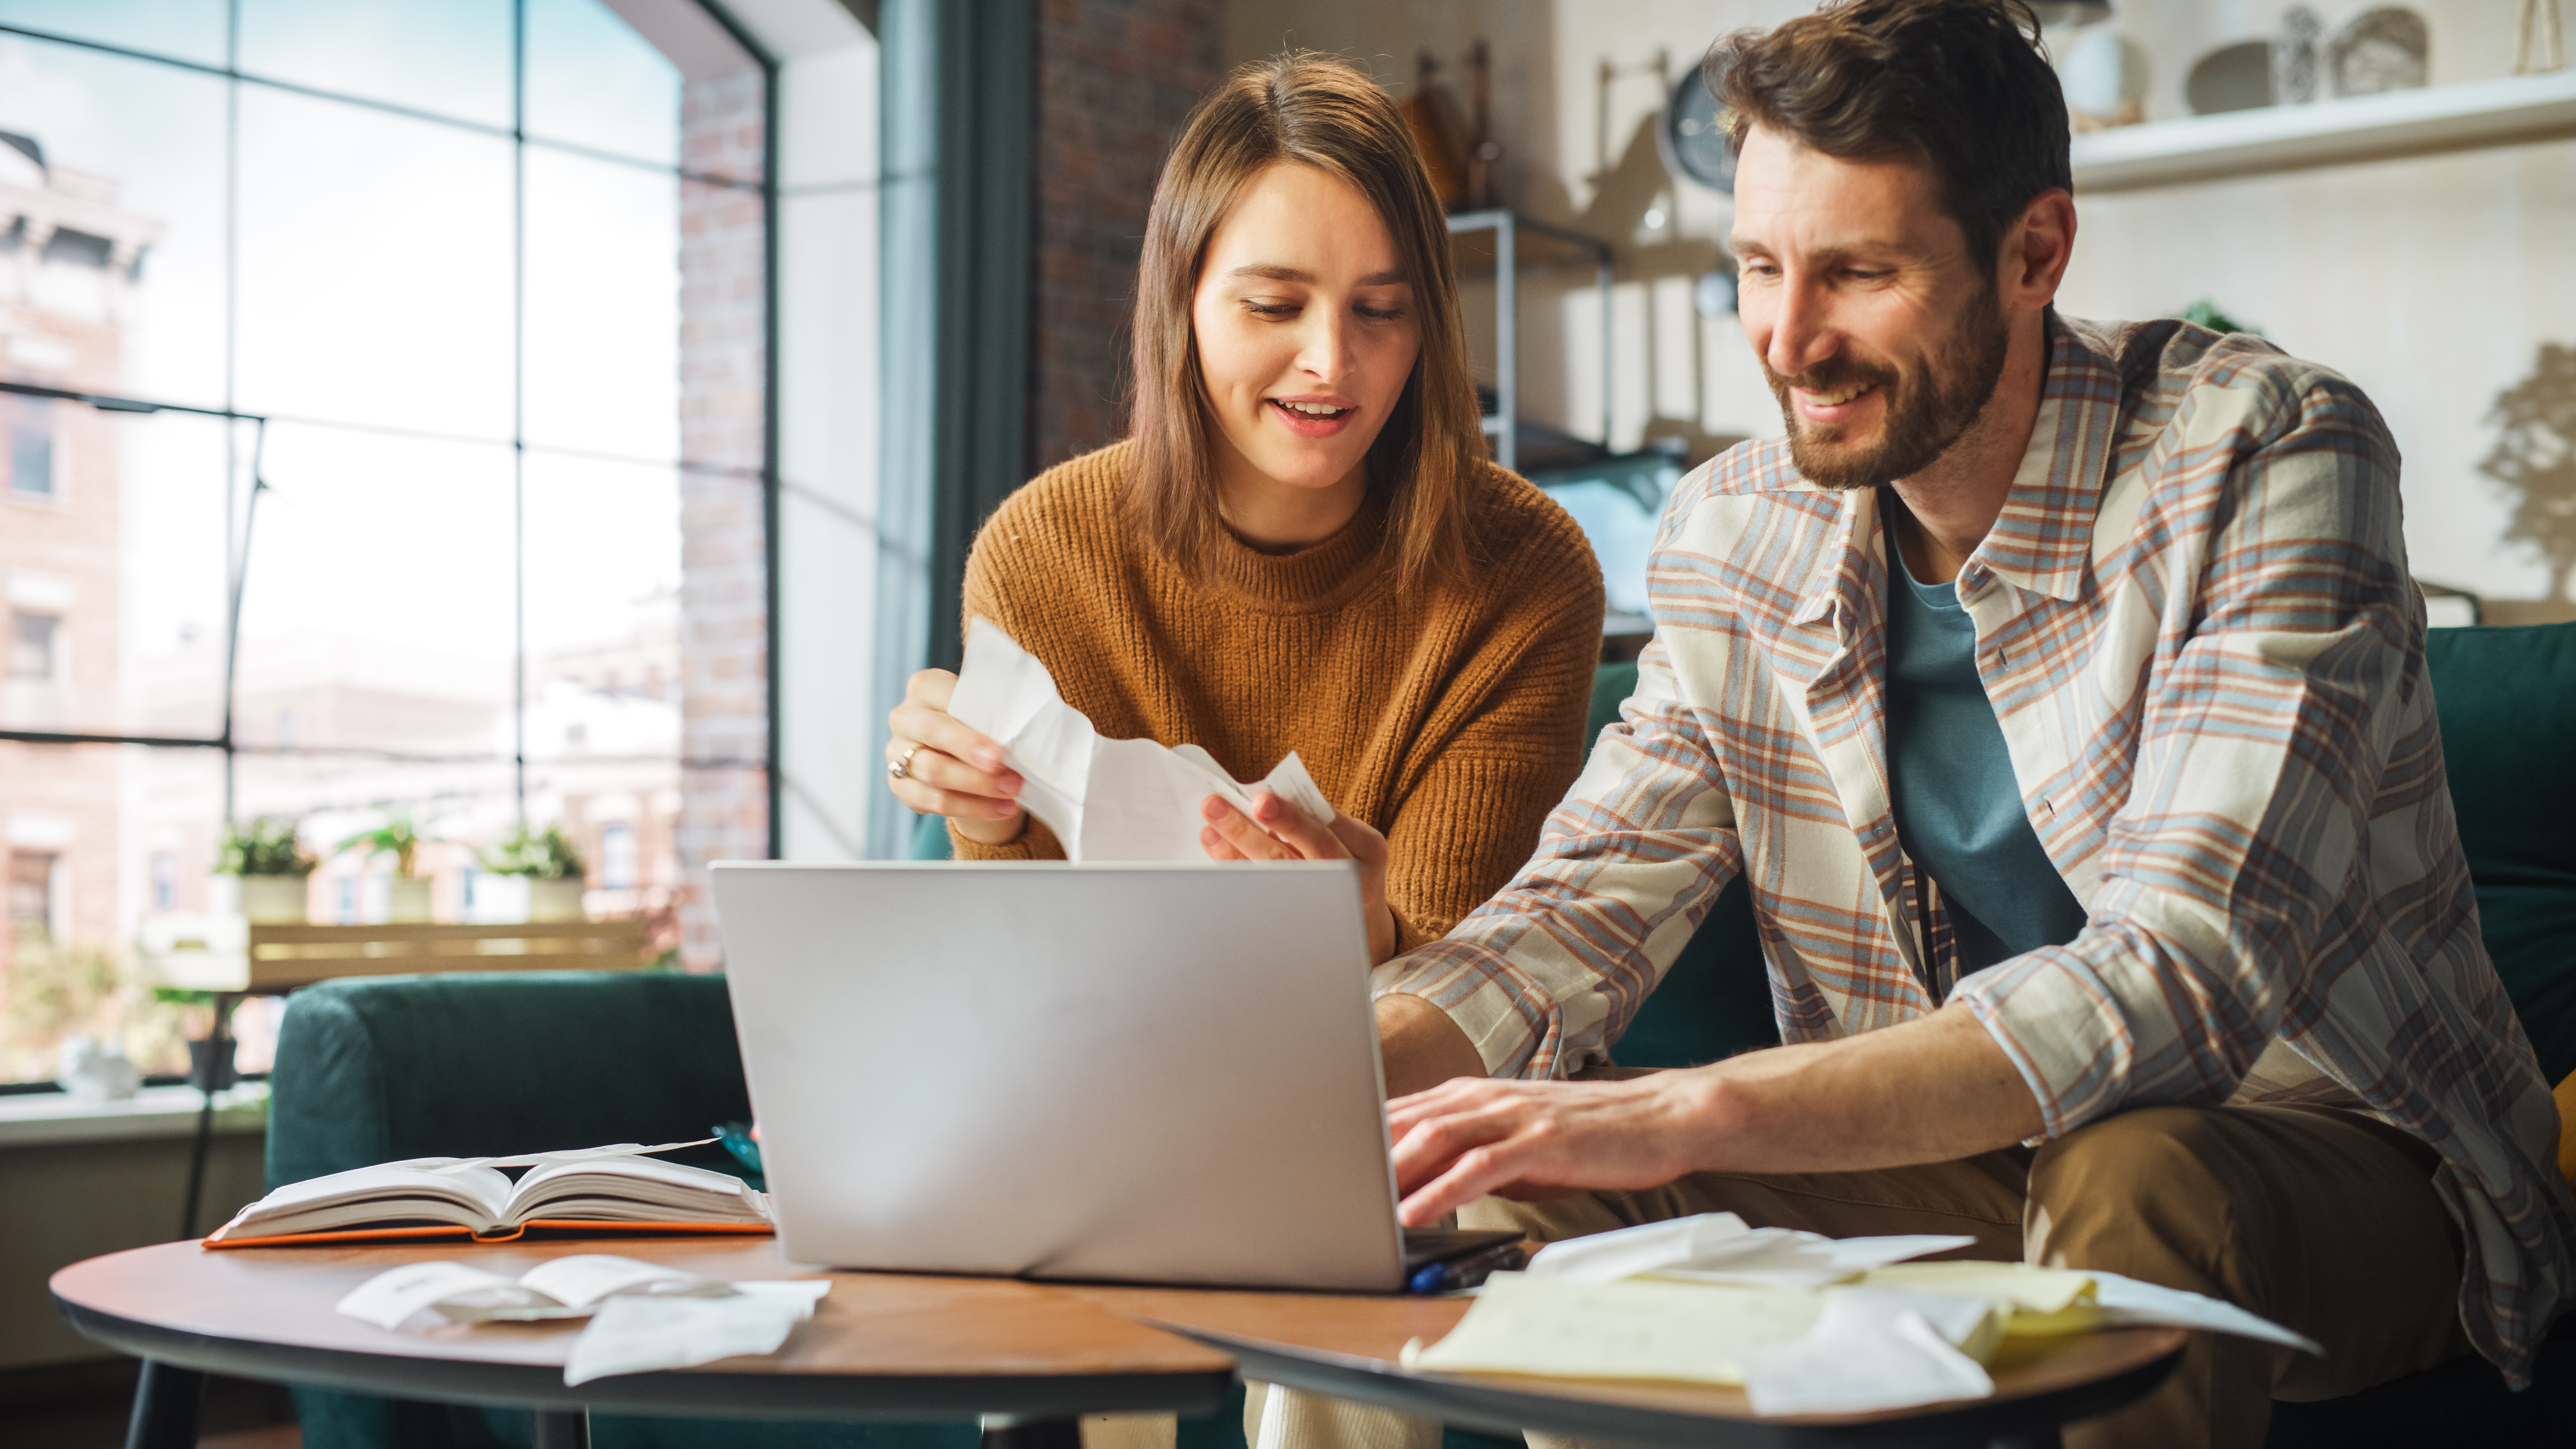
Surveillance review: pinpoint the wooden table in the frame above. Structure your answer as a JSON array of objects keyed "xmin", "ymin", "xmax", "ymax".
[
  {"xmin": 54, "ymin": 1238, "xmax": 2185, "ymax": 1449},
  {"xmin": 1077, "ymin": 1286, "xmax": 2186, "ymax": 1449}
]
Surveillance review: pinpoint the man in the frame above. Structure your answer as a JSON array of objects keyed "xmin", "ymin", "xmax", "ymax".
[{"xmin": 1366, "ymin": 2, "xmax": 2572, "ymax": 1444}]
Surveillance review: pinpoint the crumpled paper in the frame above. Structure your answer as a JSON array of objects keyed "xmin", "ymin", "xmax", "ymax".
[
  {"xmin": 334, "ymin": 1254, "xmax": 831, "ymax": 1385},
  {"xmin": 1524, "ymin": 1212, "xmax": 1974, "ymax": 1289},
  {"xmin": 1406, "ymin": 1217, "xmax": 2322, "ymax": 1416},
  {"xmin": 948, "ymin": 618, "xmax": 1336, "ymax": 861}
]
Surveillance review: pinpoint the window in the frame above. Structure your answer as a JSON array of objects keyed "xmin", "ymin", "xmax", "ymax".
[
  {"xmin": 0, "ymin": 0, "xmax": 790, "ymax": 1085},
  {"xmin": 4, "ymin": 395, "xmax": 55, "ymax": 498},
  {"xmin": 7, "ymin": 851, "xmax": 56, "ymax": 937},
  {"xmin": 9, "ymin": 610, "xmax": 58, "ymax": 679},
  {"xmin": 600, "ymin": 821, "xmax": 636, "ymax": 891}
]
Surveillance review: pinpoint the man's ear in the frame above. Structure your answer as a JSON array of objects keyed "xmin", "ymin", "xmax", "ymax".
[{"xmin": 2003, "ymin": 188, "xmax": 2077, "ymax": 311}]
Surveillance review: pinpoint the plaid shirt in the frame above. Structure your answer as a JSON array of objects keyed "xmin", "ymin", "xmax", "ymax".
[{"xmin": 1379, "ymin": 316, "xmax": 2574, "ymax": 1380}]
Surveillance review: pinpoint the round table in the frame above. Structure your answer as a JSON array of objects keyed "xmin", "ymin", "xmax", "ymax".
[
  {"xmin": 52, "ymin": 1237, "xmax": 1233, "ymax": 1449},
  {"xmin": 54, "ymin": 1237, "xmax": 2185, "ymax": 1449}
]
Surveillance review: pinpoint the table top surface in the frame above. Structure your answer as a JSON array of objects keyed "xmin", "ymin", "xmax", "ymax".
[{"xmin": 53, "ymin": 1236, "xmax": 2186, "ymax": 1437}]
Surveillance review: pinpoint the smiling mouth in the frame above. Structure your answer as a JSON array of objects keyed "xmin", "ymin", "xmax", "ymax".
[
  {"xmin": 1269, "ymin": 398, "xmax": 1352, "ymax": 420},
  {"xmin": 1802, "ymin": 383, "xmax": 1875, "ymax": 407}
]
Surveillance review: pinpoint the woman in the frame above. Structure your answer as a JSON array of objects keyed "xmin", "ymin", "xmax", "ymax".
[{"xmin": 884, "ymin": 51, "xmax": 1601, "ymax": 967}]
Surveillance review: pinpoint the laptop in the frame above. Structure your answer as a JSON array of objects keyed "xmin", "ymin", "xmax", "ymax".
[{"xmin": 710, "ymin": 860, "xmax": 1514, "ymax": 1293}]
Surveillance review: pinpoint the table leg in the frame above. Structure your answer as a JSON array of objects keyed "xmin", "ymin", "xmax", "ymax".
[
  {"xmin": 1988, "ymin": 1431, "xmax": 2063, "ymax": 1449},
  {"xmin": 125, "ymin": 1360, "xmax": 205, "ymax": 1449},
  {"xmin": 531, "ymin": 1408, "xmax": 592, "ymax": 1449},
  {"xmin": 980, "ymin": 1413, "xmax": 1082, "ymax": 1449}
]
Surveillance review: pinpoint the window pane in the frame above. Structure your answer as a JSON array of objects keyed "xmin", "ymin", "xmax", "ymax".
[
  {"xmin": 0, "ymin": 406, "xmax": 229, "ymax": 739},
  {"xmin": 0, "ymin": 31, "xmax": 232, "ymax": 411},
  {"xmin": 525, "ymin": 147, "xmax": 679, "ymax": 461},
  {"xmin": 232, "ymin": 424, "xmax": 515, "ymax": 753},
  {"xmin": 235, "ymin": 86, "xmax": 514, "ymax": 437},
  {"xmin": 526, "ymin": 0, "xmax": 680, "ymax": 170},
  {"xmin": 521, "ymin": 453, "xmax": 684, "ymax": 935},
  {"xmin": 239, "ymin": 0, "xmax": 513, "ymax": 130},
  {"xmin": 0, "ymin": 0, "xmax": 227, "ymax": 68}
]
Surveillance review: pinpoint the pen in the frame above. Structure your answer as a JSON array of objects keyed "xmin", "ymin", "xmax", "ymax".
[{"xmin": 1407, "ymin": 1239, "xmax": 1527, "ymax": 1295}]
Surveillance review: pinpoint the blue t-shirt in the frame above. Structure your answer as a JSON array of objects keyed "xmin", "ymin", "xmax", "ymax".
[{"xmin": 1881, "ymin": 506, "xmax": 2089, "ymax": 974}]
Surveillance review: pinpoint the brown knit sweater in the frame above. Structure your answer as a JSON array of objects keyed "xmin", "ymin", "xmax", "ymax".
[{"xmin": 952, "ymin": 441, "xmax": 1604, "ymax": 950}]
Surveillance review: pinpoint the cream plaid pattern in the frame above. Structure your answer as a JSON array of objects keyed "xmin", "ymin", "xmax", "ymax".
[{"xmin": 1377, "ymin": 316, "xmax": 2575, "ymax": 1381}]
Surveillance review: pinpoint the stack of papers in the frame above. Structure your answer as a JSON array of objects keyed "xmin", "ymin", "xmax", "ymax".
[
  {"xmin": 1401, "ymin": 1214, "xmax": 2320, "ymax": 1416},
  {"xmin": 335, "ymin": 1254, "xmax": 830, "ymax": 1386},
  {"xmin": 949, "ymin": 619, "xmax": 1336, "ymax": 861}
]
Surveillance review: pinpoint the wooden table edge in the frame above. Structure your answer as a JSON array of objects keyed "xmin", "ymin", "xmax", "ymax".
[{"xmin": 1136, "ymin": 1319, "xmax": 2188, "ymax": 1449}]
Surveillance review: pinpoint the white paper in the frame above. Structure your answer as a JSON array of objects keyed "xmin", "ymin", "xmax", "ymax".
[
  {"xmin": 377, "ymin": 1139, "xmax": 719, "ymax": 1174},
  {"xmin": 1524, "ymin": 1214, "xmax": 1971, "ymax": 1290},
  {"xmin": 948, "ymin": 618, "xmax": 1337, "ymax": 861},
  {"xmin": 561, "ymin": 1284, "xmax": 828, "ymax": 1386},
  {"xmin": 1401, "ymin": 1271, "xmax": 1823, "ymax": 1383},
  {"xmin": 1737, "ymin": 1292, "xmax": 1997, "ymax": 1416},
  {"xmin": 2088, "ymin": 1270, "xmax": 2324, "ymax": 1355},
  {"xmin": 335, "ymin": 1262, "xmax": 520, "ymax": 1331}
]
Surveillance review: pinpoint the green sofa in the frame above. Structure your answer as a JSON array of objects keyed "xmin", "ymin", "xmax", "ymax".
[{"xmin": 268, "ymin": 624, "xmax": 2576, "ymax": 1448}]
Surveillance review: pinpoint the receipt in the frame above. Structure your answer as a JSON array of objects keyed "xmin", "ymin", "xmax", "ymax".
[
  {"xmin": 561, "ymin": 1281, "xmax": 831, "ymax": 1386},
  {"xmin": 949, "ymin": 618, "xmax": 1337, "ymax": 861}
]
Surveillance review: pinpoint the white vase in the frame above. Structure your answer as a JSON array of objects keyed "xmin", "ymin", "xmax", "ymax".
[
  {"xmin": 237, "ymin": 874, "xmax": 311, "ymax": 924},
  {"xmin": 528, "ymin": 878, "xmax": 587, "ymax": 923},
  {"xmin": 386, "ymin": 877, "xmax": 434, "ymax": 923},
  {"xmin": 472, "ymin": 873, "xmax": 532, "ymax": 925}
]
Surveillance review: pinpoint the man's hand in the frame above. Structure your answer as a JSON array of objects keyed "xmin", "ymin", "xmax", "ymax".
[
  {"xmin": 1384, "ymin": 1005, "xmax": 2046, "ymax": 1225},
  {"xmin": 1388, "ymin": 1071, "xmax": 1721, "ymax": 1225}
]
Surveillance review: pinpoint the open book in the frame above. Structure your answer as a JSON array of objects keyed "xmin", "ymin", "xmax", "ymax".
[{"xmin": 205, "ymin": 1140, "xmax": 773, "ymax": 1249}]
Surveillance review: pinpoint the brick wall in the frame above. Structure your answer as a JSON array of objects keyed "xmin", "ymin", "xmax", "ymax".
[
  {"xmin": 675, "ymin": 69, "xmax": 769, "ymax": 970},
  {"xmin": 1029, "ymin": 0, "xmax": 1223, "ymax": 471}
]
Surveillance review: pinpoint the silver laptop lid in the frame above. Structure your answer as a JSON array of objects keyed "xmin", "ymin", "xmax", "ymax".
[{"xmin": 711, "ymin": 860, "xmax": 1406, "ymax": 1292}]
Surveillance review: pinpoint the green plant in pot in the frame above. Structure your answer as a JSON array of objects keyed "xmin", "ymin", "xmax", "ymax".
[
  {"xmin": 482, "ymin": 822, "xmax": 588, "ymax": 923},
  {"xmin": 213, "ymin": 816, "xmax": 314, "ymax": 924},
  {"xmin": 334, "ymin": 814, "xmax": 437, "ymax": 923}
]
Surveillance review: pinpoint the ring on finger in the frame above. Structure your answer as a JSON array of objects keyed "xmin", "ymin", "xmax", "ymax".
[{"xmin": 888, "ymin": 743, "xmax": 924, "ymax": 782}]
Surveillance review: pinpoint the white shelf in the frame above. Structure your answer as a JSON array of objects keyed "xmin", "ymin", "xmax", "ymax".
[{"xmin": 2070, "ymin": 70, "xmax": 2576, "ymax": 192}]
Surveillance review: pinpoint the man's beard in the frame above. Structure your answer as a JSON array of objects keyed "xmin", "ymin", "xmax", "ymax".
[{"xmin": 1764, "ymin": 291, "xmax": 2011, "ymax": 491}]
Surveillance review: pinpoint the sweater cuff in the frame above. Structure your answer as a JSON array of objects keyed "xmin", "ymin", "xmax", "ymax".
[{"xmin": 949, "ymin": 813, "xmax": 1066, "ymax": 861}]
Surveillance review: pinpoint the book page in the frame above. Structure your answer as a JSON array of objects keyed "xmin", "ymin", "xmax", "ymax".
[
  {"xmin": 507, "ymin": 1154, "xmax": 770, "ymax": 1225},
  {"xmin": 209, "ymin": 1164, "xmax": 516, "ymax": 1241}
]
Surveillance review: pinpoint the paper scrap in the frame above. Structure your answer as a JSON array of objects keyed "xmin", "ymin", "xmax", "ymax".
[
  {"xmin": 1737, "ymin": 1291, "xmax": 1997, "ymax": 1416},
  {"xmin": 561, "ymin": 1282, "xmax": 829, "ymax": 1386},
  {"xmin": 948, "ymin": 618, "xmax": 1337, "ymax": 861},
  {"xmin": 1859, "ymin": 1261, "xmax": 2098, "ymax": 1315},
  {"xmin": 1525, "ymin": 1213, "xmax": 1972, "ymax": 1290},
  {"xmin": 377, "ymin": 1140, "xmax": 720, "ymax": 1175},
  {"xmin": 336, "ymin": 1262, "xmax": 522, "ymax": 1331},
  {"xmin": 2088, "ymin": 1270, "xmax": 2324, "ymax": 1355}
]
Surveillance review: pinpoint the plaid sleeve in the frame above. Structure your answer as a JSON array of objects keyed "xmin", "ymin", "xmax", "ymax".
[
  {"xmin": 1371, "ymin": 633, "xmax": 1746, "ymax": 1079},
  {"xmin": 1951, "ymin": 360, "xmax": 2419, "ymax": 1136}
]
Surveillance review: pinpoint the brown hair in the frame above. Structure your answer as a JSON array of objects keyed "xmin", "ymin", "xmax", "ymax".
[
  {"xmin": 1124, "ymin": 53, "xmax": 1483, "ymax": 597},
  {"xmin": 1711, "ymin": 0, "xmax": 2070, "ymax": 271}
]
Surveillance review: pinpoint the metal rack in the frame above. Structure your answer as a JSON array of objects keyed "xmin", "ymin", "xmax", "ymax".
[{"xmin": 1444, "ymin": 209, "xmax": 1616, "ymax": 473}]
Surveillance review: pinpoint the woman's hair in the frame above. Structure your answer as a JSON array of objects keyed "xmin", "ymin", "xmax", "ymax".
[{"xmin": 1124, "ymin": 53, "xmax": 1483, "ymax": 596}]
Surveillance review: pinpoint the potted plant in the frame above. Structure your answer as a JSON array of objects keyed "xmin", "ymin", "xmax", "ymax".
[
  {"xmin": 482, "ymin": 823, "xmax": 588, "ymax": 923},
  {"xmin": 334, "ymin": 814, "xmax": 434, "ymax": 923},
  {"xmin": 214, "ymin": 816, "xmax": 314, "ymax": 923}
]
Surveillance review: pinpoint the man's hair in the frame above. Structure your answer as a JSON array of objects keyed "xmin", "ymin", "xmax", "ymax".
[
  {"xmin": 1124, "ymin": 53, "xmax": 1482, "ymax": 597},
  {"xmin": 1710, "ymin": 0, "xmax": 2071, "ymax": 270}
]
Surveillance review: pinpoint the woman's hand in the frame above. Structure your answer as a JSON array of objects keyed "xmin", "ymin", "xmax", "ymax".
[
  {"xmin": 886, "ymin": 669, "xmax": 1027, "ymax": 846},
  {"xmin": 1200, "ymin": 792, "xmax": 1397, "ymax": 964}
]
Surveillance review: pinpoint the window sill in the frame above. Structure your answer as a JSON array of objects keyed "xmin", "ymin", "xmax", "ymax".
[{"xmin": 0, "ymin": 1083, "xmax": 267, "ymax": 1149}]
